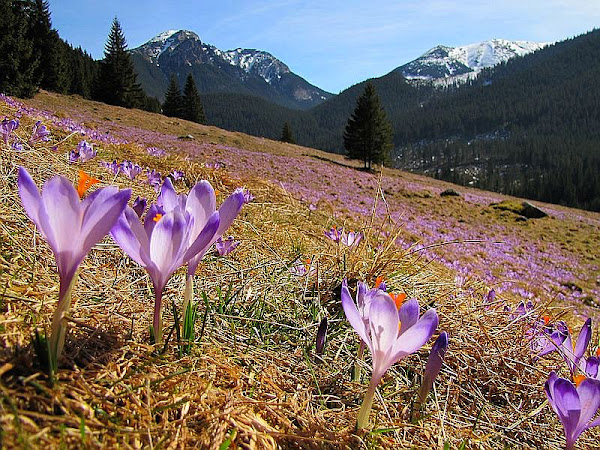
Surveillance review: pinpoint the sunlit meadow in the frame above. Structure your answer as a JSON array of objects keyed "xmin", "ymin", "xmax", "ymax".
[{"xmin": 1, "ymin": 91, "xmax": 599, "ymax": 448}]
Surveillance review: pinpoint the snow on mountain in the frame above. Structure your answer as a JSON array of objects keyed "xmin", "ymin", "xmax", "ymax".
[
  {"xmin": 219, "ymin": 48, "xmax": 290, "ymax": 84},
  {"xmin": 398, "ymin": 39, "xmax": 548, "ymax": 84}
]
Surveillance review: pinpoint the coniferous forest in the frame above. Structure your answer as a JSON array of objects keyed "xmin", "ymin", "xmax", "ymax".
[{"xmin": 1, "ymin": 0, "xmax": 600, "ymax": 210}]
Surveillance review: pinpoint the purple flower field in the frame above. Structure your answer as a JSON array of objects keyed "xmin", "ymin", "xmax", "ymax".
[{"xmin": 5, "ymin": 93, "xmax": 600, "ymax": 316}]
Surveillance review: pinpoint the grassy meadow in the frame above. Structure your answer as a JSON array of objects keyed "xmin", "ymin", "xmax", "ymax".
[{"xmin": 1, "ymin": 91, "xmax": 599, "ymax": 449}]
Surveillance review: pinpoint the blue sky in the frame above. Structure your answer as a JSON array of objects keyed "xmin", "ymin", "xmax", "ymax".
[{"xmin": 49, "ymin": 1, "xmax": 600, "ymax": 93}]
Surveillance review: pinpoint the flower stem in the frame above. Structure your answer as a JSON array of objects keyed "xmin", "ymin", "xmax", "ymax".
[
  {"xmin": 356, "ymin": 376, "xmax": 380, "ymax": 429},
  {"xmin": 49, "ymin": 271, "xmax": 79, "ymax": 381},
  {"xmin": 153, "ymin": 286, "xmax": 164, "ymax": 344}
]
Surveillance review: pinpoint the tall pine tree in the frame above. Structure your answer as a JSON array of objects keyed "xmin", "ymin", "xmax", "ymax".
[
  {"xmin": 182, "ymin": 74, "xmax": 205, "ymax": 123},
  {"xmin": 343, "ymin": 83, "xmax": 393, "ymax": 170},
  {"xmin": 94, "ymin": 17, "xmax": 144, "ymax": 108},
  {"xmin": 162, "ymin": 74, "xmax": 183, "ymax": 118}
]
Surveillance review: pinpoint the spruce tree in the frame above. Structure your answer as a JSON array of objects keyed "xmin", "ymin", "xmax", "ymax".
[
  {"xmin": 280, "ymin": 121, "xmax": 295, "ymax": 144},
  {"xmin": 162, "ymin": 75, "xmax": 183, "ymax": 118},
  {"xmin": 0, "ymin": 0, "xmax": 38, "ymax": 97},
  {"xmin": 182, "ymin": 74, "xmax": 205, "ymax": 123},
  {"xmin": 94, "ymin": 17, "xmax": 144, "ymax": 108},
  {"xmin": 343, "ymin": 83, "xmax": 393, "ymax": 170}
]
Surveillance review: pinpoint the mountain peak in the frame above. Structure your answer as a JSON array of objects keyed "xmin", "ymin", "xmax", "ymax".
[{"xmin": 398, "ymin": 39, "xmax": 548, "ymax": 83}]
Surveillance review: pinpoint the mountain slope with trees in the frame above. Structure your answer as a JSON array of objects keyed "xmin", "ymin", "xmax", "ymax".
[{"xmin": 392, "ymin": 28, "xmax": 600, "ymax": 210}]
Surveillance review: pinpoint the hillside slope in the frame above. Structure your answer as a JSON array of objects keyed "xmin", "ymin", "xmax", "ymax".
[{"xmin": 1, "ymin": 91, "xmax": 599, "ymax": 448}]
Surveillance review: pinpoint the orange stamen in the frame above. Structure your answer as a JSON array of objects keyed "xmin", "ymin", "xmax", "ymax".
[
  {"xmin": 596, "ymin": 347, "xmax": 600, "ymax": 357},
  {"xmin": 153, "ymin": 213, "xmax": 163, "ymax": 222},
  {"xmin": 375, "ymin": 275, "xmax": 384, "ymax": 288},
  {"xmin": 573, "ymin": 374, "xmax": 586, "ymax": 387},
  {"xmin": 390, "ymin": 292, "xmax": 407, "ymax": 309},
  {"xmin": 215, "ymin": 190, "xmax": 220, "ymax": 196},
  {"xmin": 77, "ymin": 170, "xmax": 100, "ymax": 198},
  {"xmin": 543, "ymin": 316, "xmax": 551, "ymax": 325}
]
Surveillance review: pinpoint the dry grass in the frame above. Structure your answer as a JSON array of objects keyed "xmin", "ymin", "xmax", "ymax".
[{"xmin": 1, "ymin": 94, "xmax": 599, "ymax": 449}]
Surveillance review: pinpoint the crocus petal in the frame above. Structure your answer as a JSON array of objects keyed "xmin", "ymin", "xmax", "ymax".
[
  {"xmin": 585, "ymin": 357, "xmax": 599, "ymax": 379},
  {"xmin": 341, "ymin": 279, "xmax": 371, "ymax": 350},
  {"xmin": 144, "ymin": 204, "xmax": 165, "ymax": 237},
  {"xmin": 398, "ymin": 298, "xmax": 419, "ymax": 334},
  {"xmin": 576, "ymin": 378, "xmax": 600, "ymax": 429},
  {"xmin": 183, "ymin": 211, "xmax": 220, "ymax": 263},
  {"xmin": 537, "ymin": 329, "xmax": 568, "ymax": 357},
  {"xmin": 18, "ymin": 167, "xmax": 43, "ymax": 229},
  {"xmin": 80, "ymin": 186, "xmax": 131, "ymax": 255},
  {"xmin": 574, "ymin": 318, "xmax": 592, "ymax": 362},
  {"xmin": 158, "ymin": 178, "xmax": 179, "ymax": 210},
  {"xmin": 111, "ymin": 207, "xmax": 153, "ymax": 268},
  {"xmin": 545, "ymin": 371, "xmax": 561, "ymax": 415},
  {"xmin": 389, "ymin": 309, "xmax": 439, "ymax": 361},
  {"xmin": 149, "ymin": 210, "xmax": 191, "ymax": 286},
  {"xmin": 185, "ymin": 180, "xmax": 216, "ymax": 229},
  {"xmin": 216, "ymin": 188, "xmax": 244, "ymax": 237},
  {"xmin": 38, "ymin": 175, "xmax": 82, "ymax": 257},
  {"xmin": 369, "ymin": 293, "xmax": 401, "ymax": 368},
  {"xmin": 553, "ymin": 378, "xmax": 581, "ymax": 437}
]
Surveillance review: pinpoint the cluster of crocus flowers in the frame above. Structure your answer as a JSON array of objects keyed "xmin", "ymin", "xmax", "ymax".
[
  {"xmin": 120, "ymin": 160, "xmax": 143, "ymax": 180},
  {"xmin": 147, "ymin": 146, "xmax": 166, "ymax": 157},
  {"xmin": 18, "ymin": 167, "xmax": 131, "ymax": 379},
  {"xmin": 341, "ymin": 279, "xmax": 438, "ymax": 428},
  {"xmin": 111, "ymin": 178, "xmax": 244, "ymax": 343},
  {"xmin": 69, "ymin": 140, "xmax": 97, "ymax": 163},
  {"xmin": 100, "ymin": 160, "xmax": 121, "ymax": 176}
]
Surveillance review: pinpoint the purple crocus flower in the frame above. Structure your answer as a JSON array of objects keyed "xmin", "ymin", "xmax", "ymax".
[
  {"xmin": 132, "ymin": 196, "xmax": 147, "ymax": 218},
  {"xmin": 146, "ymin": 168, "xmax": 162, "ymax": 190},
  {"xmin": 341, "ymin": 231, "xmax": 363, "ymax": 247},
  {"xmin": 342, "ymin": 279, "xmax": 439, "ymax": 428},
  {"xmin": 69, "ymin": 150, "xmax": 79, "ymax": 163},
  {"xmin": 110, "ymin": 198, "xmax": 220, "ymax": 343},
  {"xmin": 171, "ymin": 169, "xmax": 184, "ymax": 181},
  {"xmin": 18, "ymin": 167, "xmax": 130, "ymax": 375},
  {"xmin": 77, "ymin": 140, "xmax": 96, "ymax": 162},
  {"xmin": 539, "ymin": 319, "xmax": 592, "ymax": 377},
  {"xmin": 242, "ymin": 188, "xmax": 254, "ymax": 204},
  {"xmin": 29, "ymin": 121, "xmax": 50, "ymax": 144},
  {"xmin": 120, "ymin": 161, "xmax": 142, "ymax": 180},
  {"xmin": 324, "ymin": 226, "xmax": 342, "ymax": 242},
  {"xmin": 215, "ymin": 236, "xmax": 240, "ymax": 256},
  {"xmin": 1, "ymin": 118, "xmax": 19, "ymax": 144},
  {"xmin": 11, "ymin": 142, "xmax": 24, "ymax": 152},
  {"xmin": 417, "ymin": 331, "xmax": 449, "ymax": 408},
  {"xmin": 545, "ymin": 371, "xmax": 600, "ymax": 449}
]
